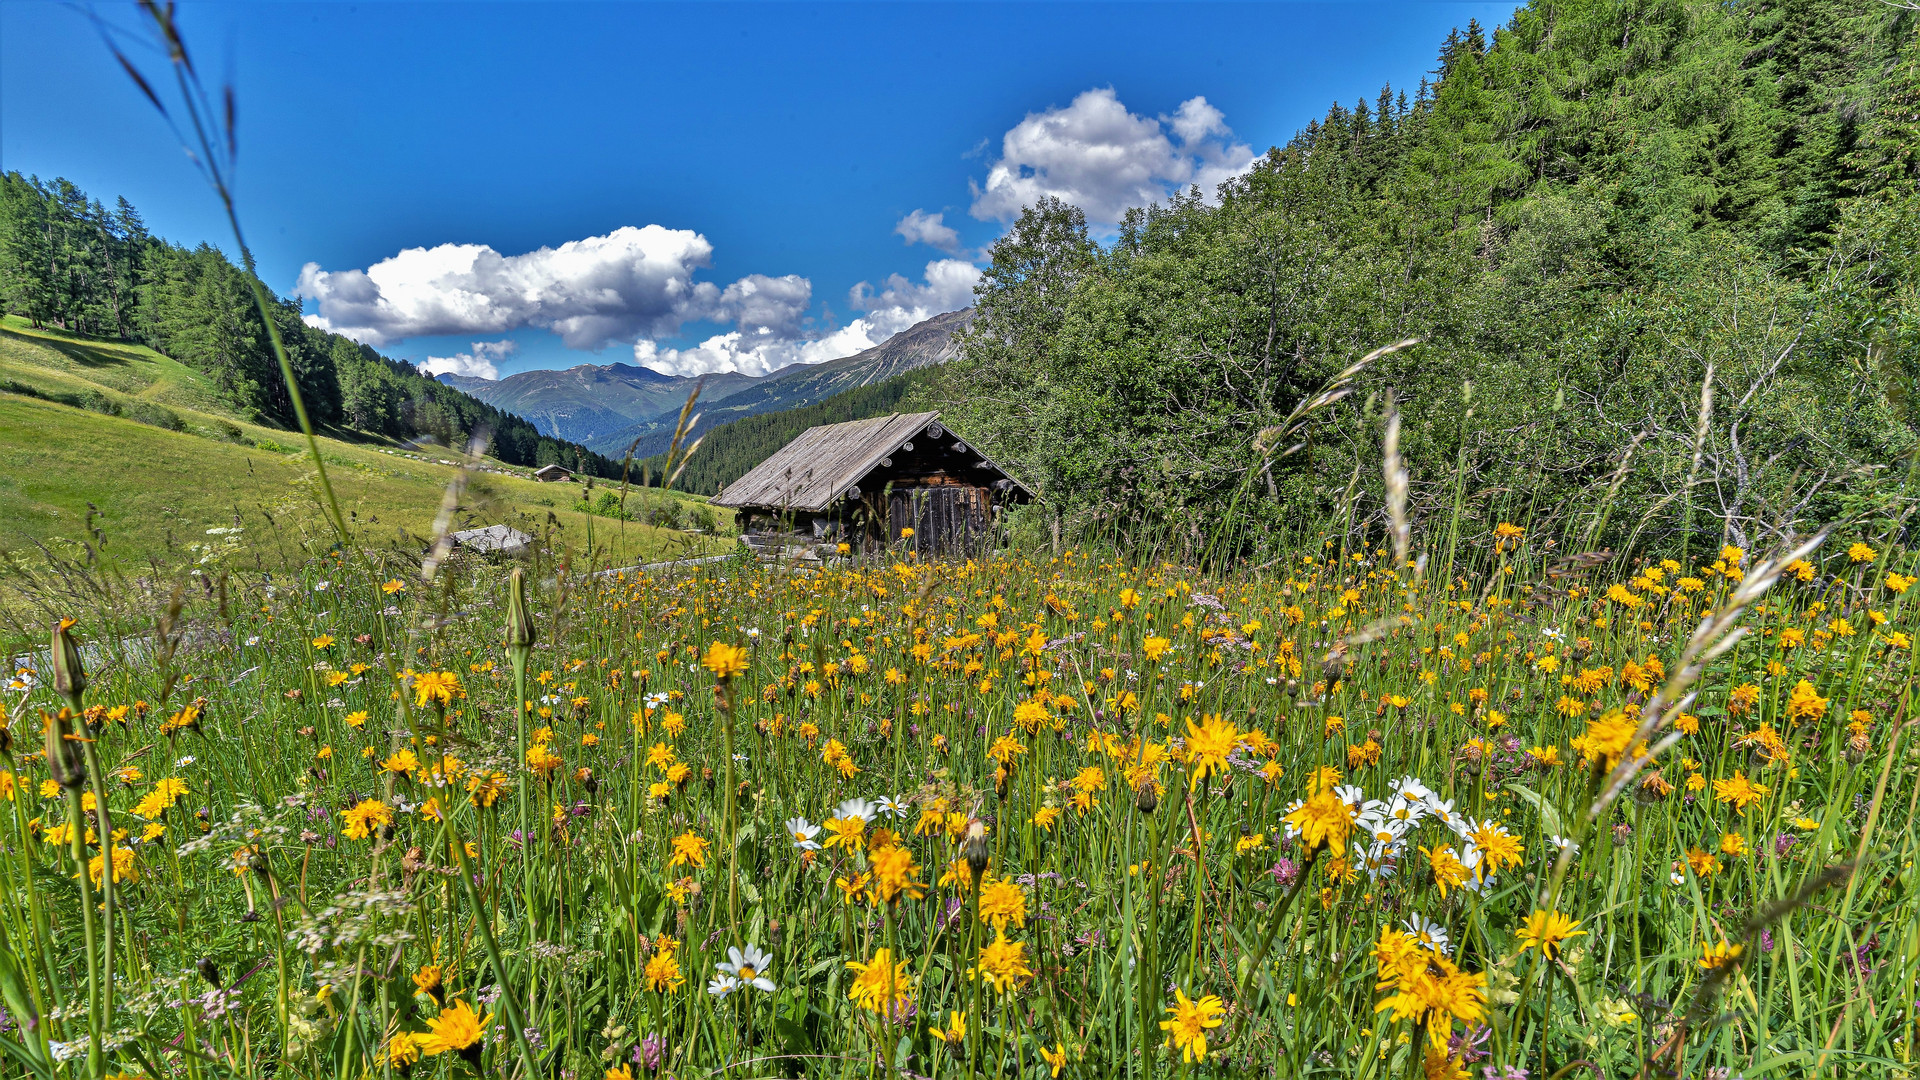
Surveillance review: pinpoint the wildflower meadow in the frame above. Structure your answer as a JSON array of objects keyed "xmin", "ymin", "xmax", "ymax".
[{"xmin": 1, "ymin": 520, "xmax": 1915, "ymax": 1080}]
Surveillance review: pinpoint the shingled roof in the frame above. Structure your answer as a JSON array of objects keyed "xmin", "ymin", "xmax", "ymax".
[{"xmin": 711, "ymin": 412, "xmax": 1026, "ymax": 513}]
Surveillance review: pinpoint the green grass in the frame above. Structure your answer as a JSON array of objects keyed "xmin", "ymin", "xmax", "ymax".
[
  {"xmin": 0, "ymin": 319, "xmax": 726, "ymax": 615},
  {"xmin": 0, "ymin": 318, "xmax": 234, "ymax": 416},
  {"xmin": 0, "ymin": 532, "xmax": 1912, "ymax": 1080}
]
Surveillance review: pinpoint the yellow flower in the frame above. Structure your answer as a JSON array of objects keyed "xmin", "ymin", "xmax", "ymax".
[
  {"xmin": 1373, "ymin": 951, "xmax": 1487, "ymax": 1049},
  {"xmin": 1575, "ymin": 709, "xmax": 1637, "ymax": 768},
  {"xmin": 1698, "ymin": 939, "xmax": 1743, "ymax": 970},
  {"xmin": 311, "ymin": 634, "xmax": 335, "ymax": 649},
  {"xmin": 412, "ymin": 670, "xmax": 460, "ymax": 708},
  {"xmin": 645, "ymin": 946, "xmax": 684, "ymax": 992},
  {"xmin": 1040, "ymin": 1041, "xmax": 1069, "ymax": 1077},
  {"xmin": 412, "ymin": 964, "xmax": 444, "ymax": 1003},
  {"xmin": 1847, "ymin": 542, "xmax": 1876, "ymax": 563},
  {"xmin": 1183, "ymin": 714, "xmax": 1238, "ymax": 789},
  {"xmin": 341, "ymin": 799, "xmax": 392, "ymax": 840},
  {"xmin": 978, "ymin": 875, "xmax": 1027, "ymax": 930},
  {"xmin": 1885, "ymin": 572, "xmax": 1914, "ymax": 594},
  {"xmin": 1784, "ymin": 679, "xmax": 1827, "ymax": 723},
  {"xmin": 1282, "ymin": 787, "xmax": 1354, "ymax": 856},
  {"xmin": 701, "ymin": 641, "xmax": 750, "ymax": 680},
  {"xmin": 417, "ymin": 998, "xmax": 490, "ymax": 1057},
  {"xmin": 86, "ymin": 846, "xmax": 138, "ymax": 887},
  {"xmin": 1158, "ymin": 989, "xmax": 1227, "ymax": 1063},
  {"xmin": 668, "ymin": 830, "xmax": 709, "ymax": 870},
  {"xmin": 866, "ymin": 844, "xmax": 926, "ymax": 905},
  {"xmin": 378, "ymin": 1031, "xmax": 423, "ymax": 1070},
  {"xmin": 846, "ymin": 948, "xmax": 914, "ymax": 1015},
  {"xmin": 970, "ymin": 932, "xmax": 1035, "ymax": 992},
  {"xmin": 1514, "ymin": 910, "xmax": 1585, "ymax": 959},
  {"xmin": 930, "ymin": 1010, "xmax": 967, "ymax": 1045},
  {"xmin": 1422, "ymin": 844, "xmax": 1472, "ymax": 898},
  {"xmin": 1686, "ymin": 847, "xmax": 1722, "ymax": 878},
  {"xmin": 1711, "ymin": 771, "xmax": 1768, "ymax": 816}
]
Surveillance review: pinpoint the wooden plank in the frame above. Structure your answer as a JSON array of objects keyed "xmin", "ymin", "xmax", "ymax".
[{"xmin": 712, "ymin": 411, "xmax": 942, "ymax": 512}]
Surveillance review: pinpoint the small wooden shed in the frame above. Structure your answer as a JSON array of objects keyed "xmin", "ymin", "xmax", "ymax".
[
  {"xmin": 533, "ymin": 463, "xmax": 574, "ymax": 483},
  {"xmin": 711, "ymin": 412, "xmax": 1030, "ymax": 555}
]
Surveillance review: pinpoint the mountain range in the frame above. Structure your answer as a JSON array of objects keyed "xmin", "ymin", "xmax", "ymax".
[{"xmin": 439, "ymin": 307, "xmax": 972, "ymax": 459}]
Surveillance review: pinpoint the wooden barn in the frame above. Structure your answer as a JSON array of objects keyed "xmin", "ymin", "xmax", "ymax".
[{"xmin": 711, "ymin": 411, "xmax": 1030, "ymax": 556}]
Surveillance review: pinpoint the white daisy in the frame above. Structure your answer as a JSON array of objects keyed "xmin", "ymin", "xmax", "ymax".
[
  {"xmin": 1389, "ymin": 776, "xmax": 1434, "ymax": 804},
  {"xmin": 833, "ymin": 798, "xmax": 877, "ymax": 823},
  {"xmin": 716, "ymin": 944, "xmax": 776, "ymax": 992},
  {"xmin": 785, "ymin": 817, "xmax": 821, "ymax": 851},
  {"xmin": 1404, "ymin": 914, "xmax": 1451, "ymax": 955}
]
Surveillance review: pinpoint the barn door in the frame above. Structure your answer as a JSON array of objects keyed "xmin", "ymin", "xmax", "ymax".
[{"xmin": 888, "ymin": 487, "xmax": 989, "ymax": 556}]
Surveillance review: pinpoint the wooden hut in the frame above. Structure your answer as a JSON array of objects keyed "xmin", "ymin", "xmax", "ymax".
[
  {"xmin": 533, "ymin": 463, "xmax": 574, "ymax": 483},
  {"xmin": 711, "ymin": 412, "xmax": 1030, "ymax": 557}
]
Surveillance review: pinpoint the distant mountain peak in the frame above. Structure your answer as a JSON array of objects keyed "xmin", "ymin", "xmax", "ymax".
[{"xmin": 442, "ymin": 308, "xmax": 971, "ymax": 449}]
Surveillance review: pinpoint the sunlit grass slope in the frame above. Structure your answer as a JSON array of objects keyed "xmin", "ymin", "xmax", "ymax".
[{"xmin": 0, "ymin": 318, "xmax": 724, "ymax": 574}]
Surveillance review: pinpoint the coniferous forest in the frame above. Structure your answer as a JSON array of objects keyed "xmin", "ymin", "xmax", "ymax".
[{"xmin": 0, "ymin": 174, "xmax": 625, "ymax": 478}]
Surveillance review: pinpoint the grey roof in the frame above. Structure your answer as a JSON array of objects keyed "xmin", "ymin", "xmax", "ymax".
[
  {"xmin": 712, "ymin": 412, "xmax": 1026, "ymax": 513},
  {"xmin": 450, "ymin": 525, "xmax": 533, "ymax": 553}
]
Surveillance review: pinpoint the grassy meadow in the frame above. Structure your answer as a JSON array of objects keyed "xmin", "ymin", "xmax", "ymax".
[
  {"xmin": 0, "ymin": 515, "xmax": 1913, "ymax": 1079},
  {"xmin": 0, "ymin": 317, "xmax": 726, "ymax": 639}
]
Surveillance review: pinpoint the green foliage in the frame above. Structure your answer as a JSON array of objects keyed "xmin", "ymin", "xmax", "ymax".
[{"xmin": 940, "ymin": 0, "xmax": 1920, "ymax": 557}]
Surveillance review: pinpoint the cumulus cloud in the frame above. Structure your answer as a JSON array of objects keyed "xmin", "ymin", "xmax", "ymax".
[
  {"xmin": 894, "ymin": 209, "xmax": 961, "ymax": 253},
  {"xmin": 634, "ymin": 259, "xmax": 979, "ymax": 377},
  {"xmin": 296, "ymin": 225, "xmax": 737, "ymax": 349},
  {"xmin": 419, "ymin": 339, "xmax": 518, "ymax": 381},
  {"xmin": 969, "ymin": 88, "xmax": 1257, "ymax": 225}
]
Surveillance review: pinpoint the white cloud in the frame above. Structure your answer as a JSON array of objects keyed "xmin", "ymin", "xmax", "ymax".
[
  {"xmin": 850, "ymin": 258, "xmax": 979, "ymax": 339},
  {"xmin": 894, "ymin": 209, "xmax": 961, "ymax": 253},
  {"xmin": 296, "ymin": 225, "xmax": 736, "ymax": 349},
  {"xmin": 969, "ymin": 88, "xmax": 1257, "ymax": 226},
  {"xmin": 634, "ymin": 259, "xmax": 979, "ymax": 378},
  {"xmin": 419, "ymin": 339, "xmax": 517, "ymax": 381}
]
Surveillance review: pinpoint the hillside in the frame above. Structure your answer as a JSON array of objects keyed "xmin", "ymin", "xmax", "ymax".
[
  {"xmin": 590, "ymin": 306, "xmax": 973, "ymax": 458},
  {"xmin": 438, "ymin": 362, "xmax": 765, "ymax": 445},
  {"xmin": 0, "ymin": 173, "xmax": 630, "ymax": 480},
  {"xmin": 0, "ymin": 318, "xmax": 725, "ymax": 605}
]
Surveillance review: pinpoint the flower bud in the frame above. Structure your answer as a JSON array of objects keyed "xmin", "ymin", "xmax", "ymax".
[
  {"xmin": 44, "ymin": 709, "xmax": 85, "ymax": 790},
  {"xmin": 1135, "ymin": 782, "xmax": 1159, "ymax": 815},
  {"xmin": 962, "ymin": 819, "xmax": 991, "ymax": 879},
  {"xmin": 504, "ymin": 568, "xmax": 537, "ymax": 651},
  {"xmin": 51, "ymin": 619, "xmax": 85, "ymax": 706}
]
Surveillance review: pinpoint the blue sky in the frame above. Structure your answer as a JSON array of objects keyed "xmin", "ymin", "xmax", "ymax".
[{"xmin": 3, "ymin": 1, "xmax": 1515, "ymax": 380}]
